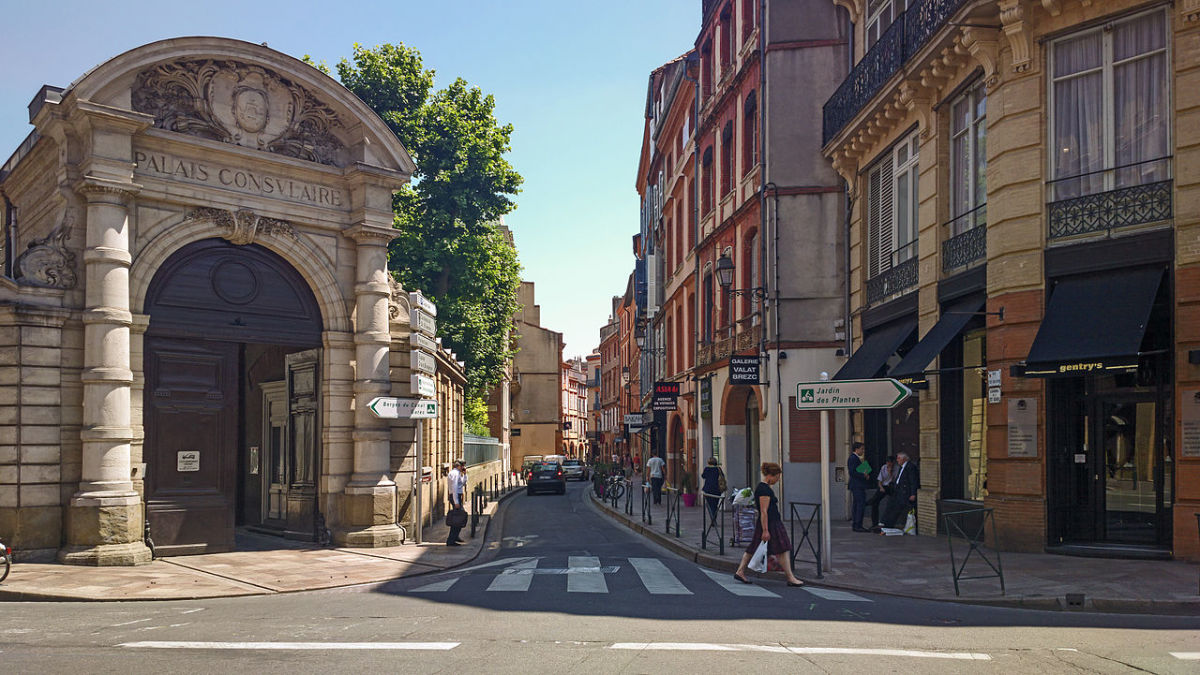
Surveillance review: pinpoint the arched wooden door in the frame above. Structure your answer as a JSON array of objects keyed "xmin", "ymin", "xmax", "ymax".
[{"xmin": 143, "ymin": 238, "xmax": 322, "ymax": 554}]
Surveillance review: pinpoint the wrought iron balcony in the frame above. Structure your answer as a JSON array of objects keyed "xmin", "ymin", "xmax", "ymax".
[
  {"xmin": 1047, "ymin": 158, "xmax": 1173, "ymax": 240},
  {"xmin": 866, "ymin": 256, "xmax": 918, "ymax": 306},
  {"xmin": 822, "ymin": 0, "xmax": 973, "ymax": 145},
  {"xmin": 942, "ymin": 204, "xmax": 987, "ymax": 273}
]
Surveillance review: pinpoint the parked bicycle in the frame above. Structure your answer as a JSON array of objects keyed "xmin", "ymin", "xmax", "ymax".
[
  {"xmin": 603, "ymin": 473, "xmax": 626, "ymax": 501},
  {"xmin": 1, "ymin": 537, "xmax": 12, "ymax": 582}
]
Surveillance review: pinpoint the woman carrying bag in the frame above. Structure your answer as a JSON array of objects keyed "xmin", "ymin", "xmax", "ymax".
[{"xmin": 733, "ymin": 462, "xmax": 804, "ymax": 587}]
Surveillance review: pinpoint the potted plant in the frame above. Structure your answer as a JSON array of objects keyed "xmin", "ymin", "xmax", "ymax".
[{"xmin": 680, "ymin": 472, "xmax": 696, "ymax": 508}]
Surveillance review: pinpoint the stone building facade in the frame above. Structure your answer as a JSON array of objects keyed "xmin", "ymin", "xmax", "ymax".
[
  {"xmin": 822, "ymin": 0, "xmax": 1200, "ymax": 558},
  {"xmin": 0, "ymin": 37, "xmax": 460, "ymax": 564},
  {"xmin": 509, "ymin": 281, "xmax": 564, "ymax": 468}
]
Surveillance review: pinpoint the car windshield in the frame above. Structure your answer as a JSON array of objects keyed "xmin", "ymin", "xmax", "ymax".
[
  {"xmin": 563, "ymin": 460, "xmax": 582, "ymax": 466},
  {"xmin": 533, "ymin": 463, "xmax": 559, "ymax": 472}
]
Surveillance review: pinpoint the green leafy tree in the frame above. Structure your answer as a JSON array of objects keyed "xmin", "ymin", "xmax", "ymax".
[{"xmin": 330, "ymin": 44, "xmax": 522, "ymax": 429}]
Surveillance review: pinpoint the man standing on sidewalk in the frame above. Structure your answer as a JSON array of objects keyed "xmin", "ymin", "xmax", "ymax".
[
  {"xmin": 644, "ymin": 453, "xmax": 666, "ymax": 504},
  {"xmin": 848, "ymin": 442, "xmax": 870, "ymax": 532},
  {"xmin": 446, "ymin": 460, "xmax": 467, "ymax": 546}
]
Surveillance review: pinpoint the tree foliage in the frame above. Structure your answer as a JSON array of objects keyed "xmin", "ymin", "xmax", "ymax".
[{"xmin": 331, "ymin": 44, "xmax": 522, "ymax": 426}]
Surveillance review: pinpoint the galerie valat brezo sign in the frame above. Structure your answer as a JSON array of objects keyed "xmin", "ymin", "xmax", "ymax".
[
  {"xmin": 409, "ymin": 291, "xmax": 438, "ymax": 398},
  {"xmin": 367, "ymin": 397, "xmax": 438, "ymax": 420},
  {"xmin": 794, "ymin": 378, "xmax": 912, "ymax": 410},
  {"xmin": 729, "ymin": 355, "xmax": 760, "ymax": 385}
]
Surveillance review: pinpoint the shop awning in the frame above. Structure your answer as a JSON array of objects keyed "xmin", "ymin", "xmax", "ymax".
[
  {"xmin": 1023, "ymin": 267, "xmax": 1164, "ymax": 377},
  {"xmin": 889, "ymin": 297, "xmax": 985, "ymax": 386},
  {"xmin": 833, "ymin": 318, "xmax": 916, "ymax": 381}
]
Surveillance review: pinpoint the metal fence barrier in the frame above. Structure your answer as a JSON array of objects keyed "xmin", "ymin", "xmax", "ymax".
[
  {"xmin": 663, "ymin": 486, "xmax": 680, "ymax": 538},
  {"xmin": 944, "ymin": 507, "xmax": 1004, "ymax": 596},
  {"xmin": 641, "ymin": 482, "xmax": 652, "ymax": 525},
  {"xmin": 700, "ymin": 490, "xmax": 725, "ymax": 555},
  {"xmin": 789, "ymin": 501, "xmax": 823, "ymax": 579}
]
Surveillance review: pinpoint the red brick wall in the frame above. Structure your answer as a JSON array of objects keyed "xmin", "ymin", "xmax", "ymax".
[{"xmin": 1175, "ymin": 264, "xmax": 1200, "ymax": 560}]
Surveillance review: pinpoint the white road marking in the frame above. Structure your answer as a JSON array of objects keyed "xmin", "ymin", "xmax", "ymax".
[
  {"xmin": 411, "ymin": 577, "xmax": 460, "ymax": 593},
  {"xmin": 178, "ymin": 608, "xmax": 206, "ymax": 615},
  {"xmin": 1171, "ymin": 653, "xmax": 1200, "ymax": 660},
  {"xmin": 700, "ymin": 568, "xmax": 780, "ymax": 598},
  {"xmin": 110, "ymin": 618, "xmax": 153, "ymax": 627},
  {"xmin": 118, "ymin": 641, "xmax": 459, "ymax": 650},
  {"xmin": 610, "ymin": 643, "xmax": 990, "ymax": 660},
  {"xmin": 629, "ymin": 558, "xmax": 691, "ymax": 595},
  {"xmin": 802, "ymin": 587, "xmax": 873, "ymax": 602},
  {"xmin": 432, "ymin": 556, "xmax": 536, "ymax": 576},
  {"xmin": 568, "ymin": 556, "xmax": 607, "ymax": 593},
  {"xmin": 487, "ymin": 558, "xmax": 538, "ymax": 592}
]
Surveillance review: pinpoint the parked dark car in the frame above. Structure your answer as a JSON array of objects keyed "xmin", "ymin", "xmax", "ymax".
[
  {"xmin": 561, "ymin": 458, "xmax": 588, "ymax": 481},
  {"xmin": 526, "ymin": 461, "xmax": 566, "ymax": 495}
]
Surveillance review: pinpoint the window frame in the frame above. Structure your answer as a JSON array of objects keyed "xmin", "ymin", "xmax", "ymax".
[
  {"xmin": 1047, "ymin": 7, "xmax": 1170, "ymax": 201},
  {"xmin": 949, "ymin": 79, "xmax": 987, "ymax": 236},
  {"xmin": 866, "ymin": 130, "xmax": 920, "ymax": 279}
]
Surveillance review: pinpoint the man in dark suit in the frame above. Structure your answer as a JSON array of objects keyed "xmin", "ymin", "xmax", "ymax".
[
  {"xmin": 884, "ymin": 451, "xmax": 919, "ymax": 529},
  {"xmin": 847, "ymin": 442, "xmax": 870, "ymax": 532}
]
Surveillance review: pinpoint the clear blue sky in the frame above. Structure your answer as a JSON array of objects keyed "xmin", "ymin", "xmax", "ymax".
[{"xmin": 0, "ymin": 0, "xmax": 699, "ymax": 359}]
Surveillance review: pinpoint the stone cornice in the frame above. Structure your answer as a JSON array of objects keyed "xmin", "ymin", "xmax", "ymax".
[{"xmin": 345, "ymin": 223, "xmax": 399, "ymax": 244}]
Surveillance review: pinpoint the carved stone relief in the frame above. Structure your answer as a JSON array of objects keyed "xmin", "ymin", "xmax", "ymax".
[
  {"xmin": 388, "ymin": 276, "xmax": 410, "ymax": 322},
  {"xmin": 15, "ymin": 210, "xmax": 78, "ymax": 289},
  {"xmin": 133, "ymin": 60, "xmax": 349, "ymax": 167},
  {"xmin": 186, "ymin": 206, "xmax": 298, "ymax": 246}
]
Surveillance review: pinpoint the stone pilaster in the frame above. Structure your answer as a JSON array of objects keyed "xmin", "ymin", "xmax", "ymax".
[
  {"xmin": 336, "ymin": 225, "xmax": 403, "ymax": 547},
  {"xmin": 59, "ymin": 179, "xmax": 151, "ymax": 565}
]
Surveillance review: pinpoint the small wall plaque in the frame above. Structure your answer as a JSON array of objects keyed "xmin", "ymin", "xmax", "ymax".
[{"xmin": 177, "ymin": 450, "xmax": 200, "ymax": 472}]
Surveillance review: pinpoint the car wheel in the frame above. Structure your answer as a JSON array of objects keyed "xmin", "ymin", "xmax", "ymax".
[{"xmin": 526, "ymin": 488, "xmax": 534, "ymax": 496}]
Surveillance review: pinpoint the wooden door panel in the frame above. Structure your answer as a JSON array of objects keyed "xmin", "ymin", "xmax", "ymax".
[{"xmin": 145, "ymin": 337, "xmax": 239, "ymax": 554}]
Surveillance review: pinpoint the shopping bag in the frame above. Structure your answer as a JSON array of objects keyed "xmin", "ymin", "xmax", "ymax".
[
  {"xmin": 748, "ymin": 541, "xmax": 768, "ymax": 573},
  {"xmin": 903, "ymin": 509, "xmax": 916, "ymax": 535}
]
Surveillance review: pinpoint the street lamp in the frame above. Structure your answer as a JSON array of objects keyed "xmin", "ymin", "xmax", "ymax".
[{"xmin": 715, "ymin": 252, "xmax": 767, "ymax": 299}]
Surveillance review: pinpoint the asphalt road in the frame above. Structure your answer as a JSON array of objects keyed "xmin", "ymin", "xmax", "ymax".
[{"xmin": 2, "ymin": 481, "xmax": 1199, "ymax": 674}]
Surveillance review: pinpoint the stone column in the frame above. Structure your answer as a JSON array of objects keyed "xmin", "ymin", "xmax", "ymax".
[
  {"xmin": 337, "ymin": 225, "xmax": 403, "ymax": 547},
  {"xmin": 59, "ymin": 180, "xmax": 152, "ymax": 565}
]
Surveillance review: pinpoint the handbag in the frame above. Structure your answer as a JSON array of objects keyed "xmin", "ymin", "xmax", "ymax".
[
  {"xmin": 446, "ymin": 506, "xmax": 468, "ymax": 528},
  {"xmin": 717, "ymin": 470, "xmax": 727, "ymax": 494},
  {"xmin": 748, "ymin": 541, "xmax": 769, "ymax": 573}
]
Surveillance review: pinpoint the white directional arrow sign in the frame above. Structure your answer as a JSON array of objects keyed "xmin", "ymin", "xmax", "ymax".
[
  {"xmin": 368, "ymin": 397, "xmax": 438, "ymax": 419},
  {"xmin": 794, "ymin": 378, "xmax": 912, "ymax": 410}
]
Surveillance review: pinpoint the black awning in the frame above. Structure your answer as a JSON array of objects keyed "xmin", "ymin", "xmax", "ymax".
[
  {"xmin": 1023, "ymin": 266, "xmax": 1164, "ymax": 377},
  {"xmin": 889, "ymin": 297, "xmax": 985, "ymax": 386},
  {"xmin": 833, "ymin": 318, "xmax": 916, "ymax": 381}
]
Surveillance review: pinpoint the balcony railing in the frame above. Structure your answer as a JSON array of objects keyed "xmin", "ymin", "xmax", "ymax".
[
  {"xmin": 1047, "ymin": 158, "xmax": 1173, "ymax": 240},
  {"xmin": 866, "ymin": 256, "xmax": 918, "ymax": 305},
  {"xmin": 942, "ymin": 204, "xmax": 987, "ymax": 272},
  {"xmin": 822, "ymin": 0, "xmax": 972, "ymax": 145},
  {"xmin": 697, "ymin": 324, "xmax": 763, "ymax": 367}
]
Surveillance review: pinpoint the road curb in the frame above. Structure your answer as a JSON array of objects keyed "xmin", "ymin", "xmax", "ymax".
[
  {"xmin": 0, "ymin": 486, "xmax": 525, "ymax": 603},
  {"xmin": 586, "ymin": 490, "xmax": 1200, "ymax": 616}
]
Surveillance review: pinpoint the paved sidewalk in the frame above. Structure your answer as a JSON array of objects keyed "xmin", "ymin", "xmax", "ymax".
[
  {"xmin": 592, "ymin": 478, "xmax": 1200, "ymax": 614},
  {"xmin": 0, "ymin": 486, "xmax": 519, "ymax": 602}
]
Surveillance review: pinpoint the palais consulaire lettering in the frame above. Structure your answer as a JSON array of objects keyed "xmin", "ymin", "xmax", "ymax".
[{"xmin": 134, "ymin": 150, "xmax": 346, "ymax": 208}]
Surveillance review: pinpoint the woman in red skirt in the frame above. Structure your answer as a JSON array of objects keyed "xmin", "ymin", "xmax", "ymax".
[{"xmin": 733, "ymin": 462, "xmax": 804, "ymax": 587}]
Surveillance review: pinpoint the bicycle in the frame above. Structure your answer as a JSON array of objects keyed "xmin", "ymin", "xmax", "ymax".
[
  {"xmin": 1, "ymin": 537, "xmax": 11, "ymax": 582},
  {"xmin": 604, "ymin": 473, "xmax": 626, "ymax": 501}
]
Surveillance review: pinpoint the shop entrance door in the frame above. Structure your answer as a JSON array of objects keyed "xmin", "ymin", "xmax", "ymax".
[{"xmin": 1050, "ymin": 379, "xmax": 1170, "ymax": 547}]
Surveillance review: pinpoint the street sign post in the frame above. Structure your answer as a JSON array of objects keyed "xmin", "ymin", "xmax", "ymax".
[
  {"xmin": 367, "ymin": 397, "xmax": 438, "ymax": 419},
  {"xmin": 794, "ymin": 377, "xmax": 913, "ymax": 572}
]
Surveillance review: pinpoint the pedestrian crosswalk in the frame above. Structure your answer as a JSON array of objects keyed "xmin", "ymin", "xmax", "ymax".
[{"xmin": 410, "ymin": 556, "xmax": 870, "ymax": 603}]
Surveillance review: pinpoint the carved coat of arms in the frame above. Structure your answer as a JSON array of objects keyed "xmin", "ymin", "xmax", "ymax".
[{"xmin": 132, "ymin": 60, "xmax": 348, "ymax": 167}]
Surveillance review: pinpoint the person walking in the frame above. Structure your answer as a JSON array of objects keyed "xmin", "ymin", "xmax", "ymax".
[
  {"xmin": 446, "ymin": 460, "xmax": 467, "ymax": 546},
  {"xmin": 700, "ymin": 457, "xmax": 725, "ymax": 522},
  {"xmin": 733, "ymin": 462, "xmax": 804, "ymax": 587},
  {"xmin": 866, "ymin": 455, "xmax": 896, "ymax": 530},
  {"xmin": 644, "ymin": 453, "xmax": 666, "ymax": 504},
  {"xmin": 848, "ymin": 442, "xmax": 870, "ymax": 532}
]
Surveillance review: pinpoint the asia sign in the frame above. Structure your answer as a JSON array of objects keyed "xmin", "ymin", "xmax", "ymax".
[
  {"xmin": 729, "ymin": 355, "xmax": 760, "ymax": 385},
  {"xmin": 794, "ymin": 378, "xmax": 912, "ymax": 410},
  {"xmin": 652, "ymin": 381, "xmax": 680, "ymax": 412}
]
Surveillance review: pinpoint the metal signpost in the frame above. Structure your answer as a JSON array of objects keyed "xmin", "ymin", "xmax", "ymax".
[
  {"xmin": 794, "ymin": 377, "xmax": 912, "ymax": 570},
  {"xmin": 368, "ymin": 395, "xmax": 439, "ymax": 544}
]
